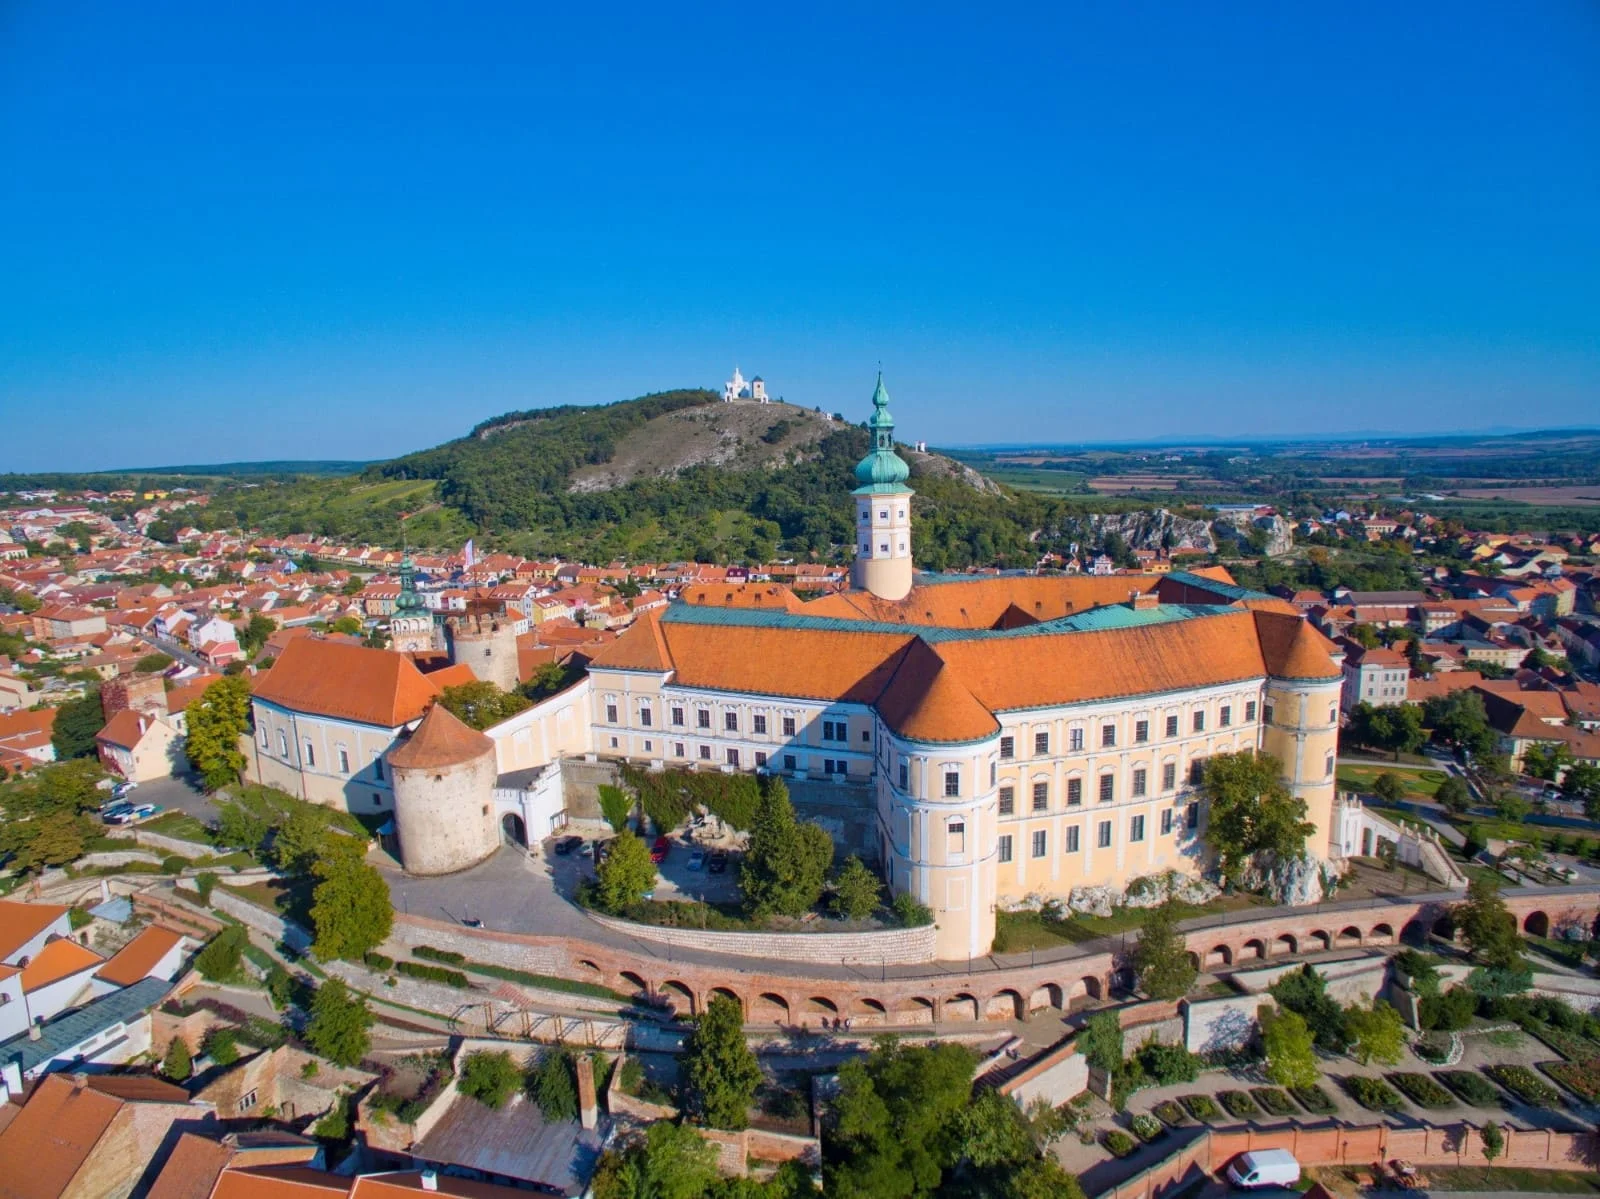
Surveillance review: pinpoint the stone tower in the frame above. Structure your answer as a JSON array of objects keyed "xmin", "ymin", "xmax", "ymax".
[
  {"xmin": 850, "ymin": 373, "xmax": 915, "ymax": 601},
  {"xmin": 1258, "ymin": 615, "xmax": 1346, "ymax": 867},
  {"xmin": 388, "ymin": 703, "xmax": 500, "ymax": 875},
  {"xmin": 445, "ymin": 610, "xmax": 520, "ymax": 692},
  {"xmin": 388, "ymin": 554, "xmax": 439, "ymax": 654}
]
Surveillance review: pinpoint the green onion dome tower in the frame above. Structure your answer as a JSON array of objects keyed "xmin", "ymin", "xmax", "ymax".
[{"xmin": 850, "ymin": 373, "xmax": 916, "ymax": 601}]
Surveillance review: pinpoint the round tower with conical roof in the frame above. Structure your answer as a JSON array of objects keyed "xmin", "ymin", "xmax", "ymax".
[
  {"xmin": 851, "ymin": 373, "xmax": 915, "ymax": 601},
  {"xmin": 388, "ymin": 702, "xmax": 500, "ymax": 875}
]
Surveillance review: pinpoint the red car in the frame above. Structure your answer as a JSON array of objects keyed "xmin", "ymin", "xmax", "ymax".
[{"xmin": 650, "ymin": 835, "xmax": 670, "ymax": 864}]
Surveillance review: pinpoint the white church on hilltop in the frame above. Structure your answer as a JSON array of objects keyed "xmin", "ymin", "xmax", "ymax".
[{"xmin": 723, "ymin": 366, "xmax": 769, "ymax": 402}]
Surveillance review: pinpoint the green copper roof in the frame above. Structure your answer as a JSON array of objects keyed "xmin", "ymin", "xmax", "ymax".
[
  {"xmin": 395, "ymin": 553, "xmax": 428, "ymax": 617},
  {"xmin": 853, "ymin": 372, "xmax": 913, "ymax": 494}
]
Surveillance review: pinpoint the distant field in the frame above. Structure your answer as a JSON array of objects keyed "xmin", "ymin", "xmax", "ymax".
[
  {"xmin": 1089, "ymin": 475, "xmax": 1183, "ymax": 492},
  {"xmin": 979, "ymin": 466, "xmax": 1091, "ymax": 493},
  {"xmin": 1446, "ymin": 485, "xmax": 1600, "ymax": 507}
]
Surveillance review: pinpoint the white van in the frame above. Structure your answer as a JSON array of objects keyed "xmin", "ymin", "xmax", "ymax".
[{"xmin": 1225, "ymin": 1148, "xmax": 1301, "ymax": 1189}]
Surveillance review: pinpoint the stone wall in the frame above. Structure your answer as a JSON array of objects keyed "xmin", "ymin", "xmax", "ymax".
[
  {"xmin": 1184, "ymin": 994, "xmax": 1263, "ymax": 1055},
  {"xmin": 114, "ymin": 829, "xmax": 217, "ymax": 858},
  {"xmin": 562, "ymin": 757, "xmax": 620, "ymax": 822},
  {"xmin": 385, "ymin": 917, "xmax": 568, "ymax": 976},
  {"xmin": 997, "ymin": 1039, "xmax": 1089, "ymax": 1108},
  {"xmin": 208, "ymin": 888, "xmax": 311, "ymax": 953},
  {"xmin": 80, "ymin": 851, "xmax": 166, "ymax": 869},
  {"xmin": 582, "ymin": 909, "xmax": 938, "ymax": 966}
]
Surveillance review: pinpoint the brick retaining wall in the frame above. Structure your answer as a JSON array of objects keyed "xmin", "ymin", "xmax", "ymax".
[{"xmin": 583, "ymin": 909, "xmax": 938, "ymax": 965}]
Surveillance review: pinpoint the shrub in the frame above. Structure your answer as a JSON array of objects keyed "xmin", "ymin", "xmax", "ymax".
[
  {"xmin": 1543, "ymin": 1059, "xmax": 1600, "ymax": 1103},
  {"xmin": 195, "ymin": 926, "xmax": 247, "ymax": 983},
  {"xmin": 1218, "ymin": 1090, "xmax": 1259, "ymax": 1118},
  {"xmin": 194, "ymin": 871, "xmax": 218, "ymax": 906},
  {"xmin": 1394, "ymin": 949, "xmax": 1441, "ymax": 996},
  {"xmin": 68, "ymin": 907, "xmax": 93, "ymax": 930},
  {"xmin": 1420, "ymin": 985, "xmax": 1476, "ymax": 1031},
  {"xmin": 1290, "ymin": 1085, "xmax": 1337, "ymax": 1115},
  {"xmin": 597, "ymin": 784, "xmax": 633, "ymax": 833},
  {"xmin": 1249, "ymin": 1088, "xmax": 1298, "ymax": 1117},
  {"xmin": 1386, "ymin": 1073, "xmax": 1454, "ymax": 1108},
  {"xmin": 1526, "ymin": 1022, "xmax": 1600, "ymax": 1062},
  {"xmin": 892, "ymin": 891, "xmax": 933, "ymax": 927},
  {"xmin": 202, "ymin": 1027, "xmax": 240, "ymax": 1066},
  {"xmin": 161, "ymin": 855, "xmax": 190, "ymax": 874},
  {"xmin": 1180, "ymin": 1094, "xmax": 1221, "ymax": 1121},
  {"xmin": 413, "ymin": 945, "xmax": 466, "ymax": 965},
  {"xmin": 1484, "ymin": 1065, "xmax": 1560, "ymax": 1107},
  {"xmin": 1137, "ymin": 1041, "xmax": 1200, "ymax": 1086},
  {"xmin": 1151, "ymin": 1099, "xmax": 1188, "ymax": 1126},
  {"xmin": 161, "ymin": 1037, "xmax": 192, "ymax": 1082},
  {"xmin": 458, "ymin": 1050, "xmax": 520, "ymax": 1110},
  {"xmin": 1101, "ymin": 1129, "xmax": 1137, "ymax": 1158},
  {"xmin": 1414, "ymin": 1032, "xmax": 1453, "ymax": 1064},
  {"xmin": 363, "ymin": 952, "xmax": 394, "ymax": 971},
  {"xmin": 1436, "ymin": 1071, "xmax": 1502, "ymax": 1106},
  {"xmin": 396, "ymin": 960, "xmax": 468, "ymax": 988},
  {"xmin": 528, "ymin": 1047, "xmax": 579, "ymax": 1122},
  {"xmin": 1344, "ymin": 1076, "xmax": 1405, "ymax": 1111},
  {"xmin": 1129, "ymin": 1113, "xmax": 1163, "ymax": 1142}
]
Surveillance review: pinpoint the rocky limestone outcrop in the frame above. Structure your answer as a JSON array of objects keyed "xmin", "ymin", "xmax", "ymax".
[
  {"xmin": 1035, "ymin": 509, "xmax": 1217, "ymax": 555},
  {"xmin": 1240, "ymin": 855, "xmax": 1339, "ymax": 906},
  {"xmin": 1212, "ymin": 510, "xmax": 1295, "ymax": 557},
  {"xmin": 1000, "ymin": 870, "xmax": 1222, "ymax": 919}
]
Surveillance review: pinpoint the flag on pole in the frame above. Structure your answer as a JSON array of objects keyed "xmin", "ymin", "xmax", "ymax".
[{"xmin": 463, "ymin": 539, "xmax": 475, "ymax": 570}]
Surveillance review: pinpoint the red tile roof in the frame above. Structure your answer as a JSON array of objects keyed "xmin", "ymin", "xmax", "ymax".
[
  {"xmin": 95, "ymin": 924, "xmax": 184, "ymax": 987},
  {"xmin": 253, "ymin": 638, "xmax": 441, "ymax": 728},
  {"xmin": 387, "ymin": 704, "xmax": 494, "ymax": 770}
]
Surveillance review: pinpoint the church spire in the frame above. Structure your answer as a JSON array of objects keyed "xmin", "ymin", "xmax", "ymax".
[
  {"xmin": 851, "ymin": 372, "xmax": 915, "ymax": 601},
  {"xmin": 854, "ymin": 372, "xmax": 911, "ymax": 493}
]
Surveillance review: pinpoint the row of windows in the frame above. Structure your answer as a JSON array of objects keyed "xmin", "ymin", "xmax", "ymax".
[
  {"xmin": 996, "ymin": 804, "xmax": 1199, "ymax": 861},
  {"xmin": 603, "ymin": 703, "xmax": 860, "ymax": 745},
  {"xmin": 609, "ymin": 737, "xmax": 852, "ymax": 777},
  {"xmin": 998, "ymin": 760, "xmax": 1206, "ymax": 814},
  {"xmin": 261, "ymin": 728, "xmax": 382, "ymax": 779},
  {"xmin": 997, "ymin": 702, "xmax": 1258, "ymax": 760}
]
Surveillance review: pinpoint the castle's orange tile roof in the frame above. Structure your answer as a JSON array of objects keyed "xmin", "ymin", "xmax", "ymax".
[
  {"xmin": 875, "ymin": 639, "xmax": 999, "ymax": 743},
  {"xmin": 422, "ymin": 663, "xmax": 479, "ymax": 690},
  {"xmin": 653, "ymin": 620, "xmax": 916, "ymax": 705},
  {"xmin": 678, "ymin": 583, "xmax": 806, "ymax": 611},
  {"xmin": 95, "ymin": 924, "xmax": 184, "ymax": 987},
  {"xmin": 20, "ymin": 937, "xmax": 104, "ymax": 992},
  {"xmin": 387, "ymin": 702, "xmax": 494, "ymax": 770},
  {"xmin": 253, "ymin": 638, "xmax": 440, "ymax": 728},
  {"xmin": 1253, "ymin": 610, "xmax": 1343, "ymax": 680},
  {"xmin": 802, "ymin": 575, "xmax": 1159, "ymax": 628},
  {"xmin": 0, "ymin": 899, "xmax": 68, "ymax": 961},
  {"xmin": 588, "ymin": 610, "xmax": 673, "ymax": 673}
]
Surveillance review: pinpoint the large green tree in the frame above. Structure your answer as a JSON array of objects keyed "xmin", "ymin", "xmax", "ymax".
[
  {"xmin": 0, "ymin": 758, "xmax": 104, "ymax": 872},
  {"xmin": 1200, "ymin": 751, "xmax": 1314, "ymax": 889},
  {"xmin": 1348, "ymin": 703, "xmax": 1426, "ymax": 760},
  {"xmin": 683, "ymin": 994, "xmax": 762, "ymax": 1130},
  {"xmin": 740, "ymin": 780, "xmax": 833, "ymax": 920},
  {"xmin": 50, "ymin": 687, "xmax": 106, "ymax": 760},
  {"xmin": 1564, "ymin": 762, "xmax": 1600, "ymax": 820},
  {"xmin": 1132, "ymin": 900, "xmax": 1198, "ymax": 1001},
  {"xmin": 1435, "ymin": 774, "xmax": 1472, "ymax": 816},
  {"xmin": 1424, "ymin": 690, "xmax": 1497, "ymax": 757},
  {"xmin": 1455, "ymin": 874, "xmax": 1524, "ymax": 973},
  {"xmin": 303, "ymin": 977, "xmax": 373, "ymax": 1067},
  {"xmin": 829, "ymin": 855, "xmax": 882, "ymax": 921},
  {"xmin": 308, "ymin": 842, "xmax": 393, "ymax": 961},
  {"xmin": 1342, "ymin": 1000, "xmax": 1407, "ymax": 1066},
  {"xmin": 592, "ymin": 1120, "xmax": 720, "ymax": 1199},
  {"xmin": 593, "ymin": 831, "xmax": 657, "ymax": 913},
  {"xmin": 438, "ymin": 680, "xmax": 531, "ymax": 731},
  {"xmin": 185, "ymin": 675, "xmax": 253, "ymax": 791},
  {"xmin": 1260, "ymin": 1006, "xmax": 1319, "ymax": 1088}
]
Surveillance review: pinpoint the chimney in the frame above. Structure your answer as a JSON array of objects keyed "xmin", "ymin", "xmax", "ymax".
[
  {"xmin": 72, "ymin": 1072, "xmax": 88, "ymax": 1089},
  {"xmin": 27, "ymin": 1020, "xmax": 42, "ymax": 1043},
  {"xmin": 1131, "ymin": 592, "xmax": 1160, "ymax": 611},
  {"xmin": 576, "ymin": 1054, "xmax": 598, "ymax": 1130},
  {"xmin": 419, "ymin": 1170, "xmax": 439, "ymax": 1192}
]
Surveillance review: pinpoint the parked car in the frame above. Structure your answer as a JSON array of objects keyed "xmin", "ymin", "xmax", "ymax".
[
  {"xmin": 128, "ymin": 803, "xmax": 160, "ymax": 822},
  {"xmin": 687, "ymin": 848, "xmax": 707, "ymax": 871},
  {"xmin": 111, "ymin": 781, "xmax": 138, "ymax": 800},
  {"xmin": 708, "ymin": 850, "xmax": 729, "ymax": 874},
  {"xmin": 1226, "ymin": 1148, "xmax": 1300, "ymax": 1190},
  {"xmin": 102, "ymin": 806, "xmax": 137, "ymax": 825},
  {"xmin": 552, "ymin": 835, "xmax": 584, "ymax": 856},
  {"xmin": 650, "ymin": 835, "xmax": 670, "ymax": 864}
]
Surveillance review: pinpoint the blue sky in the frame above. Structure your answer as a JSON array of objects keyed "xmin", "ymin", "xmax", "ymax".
[{"xmin": 2, "ymin": 2, "xmax": 1597, "ymax": 471}]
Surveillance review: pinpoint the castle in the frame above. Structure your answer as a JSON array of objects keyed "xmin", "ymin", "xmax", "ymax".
[{"xmin": 248, "ymin": 374, "xmax": 1345, "ymax": 960}]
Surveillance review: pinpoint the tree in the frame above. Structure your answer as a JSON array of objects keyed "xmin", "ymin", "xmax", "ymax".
[
  {"xmin": 194, "ymin": 926, "xmax": 247, "ymax": 983},
  {"xmin": 1425, "ymin": 690, "xmax": 1497, "ymax": 757},
  {"xmin": 1455, "ymin": 874, "xmax": 1524, "ymax": 972},
  {"xmin": 1342, "ymin": 1000, "xmax": 1406, "ymax": 1066},
  {"xmin": 1080, "ymin": 1011, "xmax": 1123, "ymax": 1078},
  {"xmin": 830, "ymin": 855, "xmax": 882, "ymax": 921},
  {"xmin": 1260, "ymin": 1006, "xmax": 1319, "ymax": 1088},
  {"xmin": 740, "ymin": 780, "xmax": 833, "ymax": 919},
  {"xmin": 161, "ymin": 1036, "xmax": 193, "ymax": 1082},
  {"xmin": 1200, "ymin": 751, "xmax": 1314, "ymax": 890},
  {"xmin": 1133, "ymin": 901, "xmax": 1197, "ymax": 1001},
  {"xmin": 330, "ymin": 615, "xmax": 364, "ymax": 636},
  {"xmin": 459, "ymin": 1049, "xmax": 521, "ymax": 1109},
  {"xmin": 134, "ymin": 652, "xmax": 174, "ymax": 674},
  {"xmin": 50, "ymin": 688, "xmax": 106, "ymax": 760},
  {"xmin": 1481, "ymin": 1120, "xmax": 1505, "ymax": 1163},
  {"xmin": 1349, "ymin": 623, "xmax": 1382, "ymax": 650},
  {"xmin": 593, "ymin": 831, "xmax": 657, "ymax": 913},
  {"xmin": 1524, "ymin": 741, "xmax": 1573, "ymax": 783},
  {"xmin": 1493, "ymin": 790, "xmax": 1531, "ymax": 823},
  {"xmin": 1435, "ymin": 775, "xmax": 1472, "ymax": 816},
  {"xmin": 1349, "ymin": 703, "xmax": 1426, "ymax": 761},
  {"xmin": 684, "ymin": 994, "xmax": 762, "ymax": 1130},
  {"xmin": 185, "ymin": 675, "xmax": 253, "ymax": 791},
  {"xmin": 1566, "ymin": 762, "xmax": 1600, "ymax": 820},
  {"xmin": 522, "ymin": 659, "xmax": 575, "ymax": 701},
  {"xmin": 1269, "ymin": 965, "xmax": 1348, "ymax": 1052},
  {"xmin": 437, "ymin": 680, "xmax": 532, "ymax": 731},
  {"xmin": 527, "ymin": 1047, "xmax": 579, "ymax": 1121},
  {"xmin": 303, "ymin": 978, "xmax": 373, "ymax": 1066},
  {"xmin": 1372, "ymin": 772, "xmax": 1407, "ymax": 805},
  {"xmin": 596, "ymin": 784, "xmax": 632, "ymax": 833},
  {"xmin": 593, "ymin": 1120, "xmax": 720, "ymax": 1199},
  {"xmin": 239, "ymin": 613, "xmax": 276, "ymax": 657},
  {"xmin": 309, "ymin": 846, "xmax": 394, "ymax": 961}
]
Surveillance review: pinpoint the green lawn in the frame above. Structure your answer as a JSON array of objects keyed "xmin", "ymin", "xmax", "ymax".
[
  {"xmin": 1337, "ymin": 764, "xmax": 1447, "ymax": 800},
  {"xmin": 995, "ymin": 892, "xmax": 1271, "ymax": 950},
  {"xmin": 139, "ymin": 811, "xmax": 213, "ymax": 842},
  {"xmin": 1374, "ymin": 1166, "xmax": 1600, "ymax": 1193}
]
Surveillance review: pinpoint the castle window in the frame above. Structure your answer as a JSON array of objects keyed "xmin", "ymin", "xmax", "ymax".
[
  {"xmin": 753, "ymin": 714, "xmax": 767, "ymax": 735},
  {"xmin": 1130, "ymin": 814, "xmax": 1146, "ymax": 842},
  {"xmin": 1186, "ymin": 802, "xmax": 1199, "ymax": 830},
  {"xmin": 1101, "ymin": 724, "xmax": 1116, "ymax": 748},
  {"xmin": 899, "ymin": 762, "xmax": 909, "ymax": 790},
  {"xmin": 674, "ymin": 742, "xmax": 686, "ymax": 757},
  {"xmin": 1031, "ymin": 830, "xmax": 1047, "ymax": 858},
  {"xmin": 259, "ymin": 727, "xmax": 269, "ymax": 749},
  {"xmin": 697, "ymin": 709, "xmax": 711, "ymax": 729},
  {"xmin": 944, "ymin": 770, "xmax": 960, "ymax": 797},
  {"xmin": 699, "ymin": 744, "xmax": 711, "ymax": 760},
  {"xmin": 606, "ymin": 704, "xmax": 618, "ymax": 724},
  {"xmin": 1134, "ymin": 720, "xmax": 1149, "ymax": 743},
  {"xmin": 823, "ymin": 720, "xmax": 847, "ymax": 743},
  {"xmin": 1189, "ymin": 758, "xmax": 1206, "ymax": 785},
  {"xmin": 1098, "ymin": 774, "xmax": 1114, "ymax": 803},
  {"xmin": 643, "ymin": 739, "xmax": 652, "ymax": 752},
  {"xmin": 1161, "ymin": 808, "xmax": 1174, "ymax": 835},
  {"xmin": 998, "ymin": 835, "xmax": 1012, "ymax": 863},
  {"xmin": 609, "ymin": 737, "xmax": 618, "ymax": 749},
  {"xmin": 1193, "ymin": 710, "xmax": 1205, "ymax": 733},
  {"xmin": 879, "ymin": 510, "xmax": 888, "ymax": 520},
  {"xmin": 338, "ymin": 748, "xmax": 350, "ymax": 774},
  {"xmin": 727, "ymin": 748, "xmax": 740, "ymax": 768},
  {"xmin": 1220, "ymin": 705, "xmax": 1232, "ymax": 728},
  {"xmin": 1031, "ymin": 781, "xmax": 1048, "ymax": 811},
  {"xmin": 948, "ymin": 820, "xmax": 965, "ymax": 854},
  {"xmin": 1097, "ymin": 820, "xmax": 1112, "ymax": 849},
  {"xmin": 1263, "ymin": 703, "xmax": 1274, "ymax": 724},
  {"xmin": 1034, "ymin": 731, "xmax": 1049, "ymax": 755},
  {"xmin": 999, "ymin": 736, "xmax": 1014, "ymax": 760},
  {"xmin": 238, "ymin": 1090, "xmax": 258, "ymax": 1113},
  {"xmin": 1066, "ymin": 778, "xmax": 1082, "ymax": 806},
  {"xmin": 898, "ymin": 507, "xmax": 906, "ymax": 518},
  {"xmin": 782, "ymin": 716, "xmax": 796, "ymax": 737},
  {"xmin": 671, "ymin": 707, "xmax": 685, "ymax": 726},
  {"xmin": 303, "ymin": 742, "xmax": 315, "ymax": 768},
  {"xmin": 278, "ymin": 730, "xmax": 289, "ymax": 757},
  {"xmin": 1165, "ymin": 715, "xmax": 1179, "ymax": 738},
  {"xmin": 1325, "ymin": 752, "xmax": 1334, "ymax": 777},
  {"xmin": 755, "ymin": 751, "xmax": 766, "ymax": 767},
  {"xmin": 639, "ymin": 707, "xmax": 652, "ymax": 727},
  {"xmin": 1065, "ymin": 825, "xmax": 1080, "ymax": 853},
  {"xmin": 1068, "ymin": 728, "xmax": 1083, "ymax": 751},
  {"xmin": 1132, "ymin": 768, "xmax": 1147, "ymax": 797},
  {"xmin": 990, "ymin": 760, "xmax": 996, "ymax": 786},
  {"xmin": 1162, "ymin": 762, "xmax": 1176, "ymax": 791},
  {"xmin": 998, "ymin": 786, "xmax": 1014, "ymax": 815},
  {"xmin": 374, "ymin": 759, "xmax": 384, "ymax": 782},
  {"xmin": 724, "ymin": 711, "xmax": 738, "ymax": 732},
  {"xmin": 1245, "ymin": 700, "xmax": 1258, "ymax": 722},
  {"xmin": 783, "ymin": 754, "xmax": 796, "ymax": 771},
  {"xmin": 879, "ymin": 543, "xmax": 889, "ymax": 553}
]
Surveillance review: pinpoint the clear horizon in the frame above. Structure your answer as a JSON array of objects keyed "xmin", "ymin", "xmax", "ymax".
[{"xmin": 3, "ymin": 2, "xmax": 1597, "ymax": 472}]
